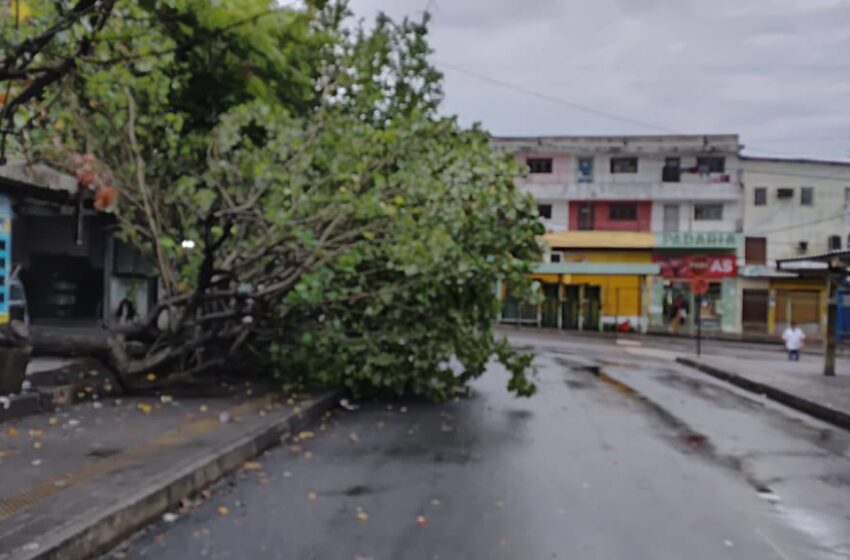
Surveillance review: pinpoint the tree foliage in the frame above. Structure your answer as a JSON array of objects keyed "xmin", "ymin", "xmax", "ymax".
[{"xmin": 1, "ymin": 0, "xmax": 543, "ymax": 398}]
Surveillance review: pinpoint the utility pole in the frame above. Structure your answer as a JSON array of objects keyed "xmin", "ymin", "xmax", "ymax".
[{"xmin": 824, "ymin": 274, "xmax": 838, "ymax": 376}]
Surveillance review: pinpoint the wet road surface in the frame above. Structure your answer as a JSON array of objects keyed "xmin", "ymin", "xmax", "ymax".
[{"xmin": 110, "ymin": 334, "xmax": 850, "ymax": 560}]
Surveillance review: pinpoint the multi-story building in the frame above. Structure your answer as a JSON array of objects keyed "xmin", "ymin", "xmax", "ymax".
[
  {"xmin": 739, "ymin": 156, "xmax": 850, "ymax": 337},
  {"xmin": 493, "ymin": 134, "xmax": 743, "ymax": 333}
]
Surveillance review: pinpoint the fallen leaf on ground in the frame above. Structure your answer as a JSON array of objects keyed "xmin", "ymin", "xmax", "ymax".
[
  {"xmin": 304, "ymin": 451, "xmax": 313, "ymax": 459},
  {"xmin": 154, "ymin": 533, "xmax": 165, "ymax": 543},
  {"xmin": 297, "ymin": 430, "xmax": 314, "ymax": 440},
  {"xmin": 307, "ymin": 491, "xmax": 317, "ymax": 501},
  {"xmin": 348, "ymin": 432, "xmax": 360, "ymax": 443},
  {"xmin": 288, "ymin": 444, "xmax": 303, "ymax": 453},
  {"xmin": 33, "ymin": 442, "xmax": 42, "ymax": 449},
  {"xmin": 31, "ymin": 459, "xmax": 42, "ymax": 467},
  {"xmin": 201, "ymin": 489, "xmax": 212, "ymax": 499},
  {"xmin": 28, "ymin": 429, "xmax": 43, "ymax": 438},
  {"xmin": 217, "ymin": 506, "xmax": 229, "ymax": 516},
  {"xmin": 416, "ymin": 515, "xmax": 428, "ymax": 526},
  {"xmin": 257, "ymin": 475, "xmax": 269, "ymax": 485},
  {"xmin": 48, "ymin": 417, "xmax": 58, "ymax": 426},
  {"xmin": 199, "ymin": 405, "xmax": 208, "ymax": 413},
  {"xmin": 356, "ymin": 510, "xmax": 369, "ymax": 522},
  {"xmin": 243, "ymin": 461, "xmax": 262, "ymax": 471},
  {"xmin": 146, "ymin": 373, "xmax": 156, "ymax": 381},
  {"xmin": 137, "ymin": 403, "xmax": 152, "ymax": 414},
  {"xmin": 5, "ymin": 427, "xmax": 18, "ymax": 437},
  {"xmin": 160, "ymin": 395, "xmax": 173, "ymax": 404},
  {"xmin": 0, "ymin": 449, "xmax": 20, "ymax": 459},
  {"xmin": 440, "ymin": 423, "xmax": 453, "ymax": 433}
]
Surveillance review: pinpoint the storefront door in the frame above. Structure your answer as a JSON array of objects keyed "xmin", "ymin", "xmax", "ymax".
[{"xmin": 742, "ymin": 289, "xmax": 769, "ymax": 333}]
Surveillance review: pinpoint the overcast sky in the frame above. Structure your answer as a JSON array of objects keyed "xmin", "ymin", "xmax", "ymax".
[{"xmin": 346, "ymin": 0, "xmax": 850, "ymax": 161}]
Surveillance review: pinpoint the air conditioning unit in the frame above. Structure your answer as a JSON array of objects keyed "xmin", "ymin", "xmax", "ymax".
[{"xmin": 797, "ymin": 241, "xmax": 809, "ymax": 253}]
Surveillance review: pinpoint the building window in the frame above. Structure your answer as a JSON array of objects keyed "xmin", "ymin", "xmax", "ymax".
[
  {"xmin": 694, "ymin": 203, "xmax": 723, "ymax": 221},
  {"xmin": 662, "ymin": 157, "xmax": 681, "ymax": 183},
  {"xmin": 754, "ymin": 187, "xmax": 767, "ymax": 206},
  {"xmin": 829, "ymin": 235, "xmax": 842, "ymax": 251},
  {"xmin": 527, "ymin": 158, "xmax": 553, "ymax": 174},
  {"xmin": 777, "ymin": 188, "xmax": 794, "ymax": 199},
  {"xmin": 745, "ymin": 237, "xmax": 767, "ymax": 265},
  {"xmin": 696, "ymin": 156, "xmax": 725, "ymax": 174},
  {"xmin": 577, "ymin": 157, "xmax": 593, "ymax": 182},
  {"xmin": 801, "ymin": 187, "xmax": 814, "ymax": 206},
  {"xmin": 537, "ymin": 204, "xmax": 552, "ymax": 219},
  {"xmin": 550, "ymin": 253, "xmax": 562, "ymax": 263},
  {"xmin": 610, "ymin": 157, "xmax": 638, "ymax": 174},
  {"xmin": 609, "ymin": 203, "xmax": 638, "ymax": 221}
]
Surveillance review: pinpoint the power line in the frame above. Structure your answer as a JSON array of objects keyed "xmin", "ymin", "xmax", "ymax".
[
  {"xmin": 748, "ymin": 212, "xmax": 847, "ymax": 236},
  {"xmin": 437, "ymin": 60, "xmax": 849, "ymax": 165},
  {"xmin": 437, "ymin": 61, "xmax": 678, "ymax": 134}
]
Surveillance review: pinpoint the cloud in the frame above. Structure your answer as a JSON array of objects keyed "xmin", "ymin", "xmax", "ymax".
[{"xmin": 347, "ymin": 0, "xmax": 850, "ymax": 160}]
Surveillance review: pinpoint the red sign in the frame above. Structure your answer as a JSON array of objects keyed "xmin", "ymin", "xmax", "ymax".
[
  {"xmin": 689, "ymin": 255, "xmax": 709, "ymax": 275},
  {"xmin": 692, "ymin": 277, "xmax": 709, "ymax": 295},
  {"xmin": 655, "ymin": 254, "xmax": 737, "ymax": 279}
]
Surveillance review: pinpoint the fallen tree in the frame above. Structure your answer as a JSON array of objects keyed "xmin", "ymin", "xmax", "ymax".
[{"xmin": 4, "ymin": 1, "xmax": 543, "ymax": 398}]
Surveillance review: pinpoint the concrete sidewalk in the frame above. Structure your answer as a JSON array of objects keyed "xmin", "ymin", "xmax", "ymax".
[
  {"xmin": 677, "ymin": 353, "xmax": 850, "ymax": 431},
  {"xmin": 0, "ymin": 386, "xmax": 336, "ymax": 560}
]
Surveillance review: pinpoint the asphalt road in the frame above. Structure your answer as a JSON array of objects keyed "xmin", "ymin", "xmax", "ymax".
[{"xmin": 110, "ymin": 333, "xmax": 850, "ymax": 560}]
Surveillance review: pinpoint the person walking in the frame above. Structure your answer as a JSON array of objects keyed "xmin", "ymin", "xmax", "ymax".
[{"xmin": 782, "ymin": 321, "xmax": 806, "ymax": 361}]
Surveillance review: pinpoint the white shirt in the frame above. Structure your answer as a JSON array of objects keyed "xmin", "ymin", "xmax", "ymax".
[{"xmin": 782, "ymin": 327, "xmax": 806, "ymax": 350}]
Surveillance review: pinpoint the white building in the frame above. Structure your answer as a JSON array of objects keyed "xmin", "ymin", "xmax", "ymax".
[{"xmin": 738, "ymin": 156, "xmax": 850, "ymax": 336}]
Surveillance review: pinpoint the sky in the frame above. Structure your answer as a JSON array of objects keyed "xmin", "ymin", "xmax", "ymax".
[{"xmin": 346, "ymin": 0, "xmax": 850, "ymax": 161}]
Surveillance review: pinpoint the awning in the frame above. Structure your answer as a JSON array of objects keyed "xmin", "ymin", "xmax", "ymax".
[
  {"xmin": 776, "ymin": 250, "xmax": 850, "ymax": 275},
  {"xmin": 543, "ymin": 231, "xmax": 655, "ymax": 250},
  {"xmin": 534, "ymin": 262, "xmax": 660, "ymax": 275}
]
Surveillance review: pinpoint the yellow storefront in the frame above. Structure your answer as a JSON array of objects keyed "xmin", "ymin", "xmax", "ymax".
[
  {"xmin": 768, "ymin": 278, "xmax": 827, "ymax": 337},
  {"xmin": 524, "ymin": 232, "xmax": 658, "ymax": 331}
]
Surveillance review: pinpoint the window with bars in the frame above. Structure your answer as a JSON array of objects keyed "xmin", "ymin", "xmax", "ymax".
[
  {"xmin": 527, "ymin": 158, "xmax": 553, "ymax": 174},
  {"xmin": 694, "ymin": 203, "xmax": 723, "ymax": 221},
  {"xmin": 801, "ymin": 187, "xmax": 814, "ymax": 206},
  {"xmin": 608, "ymin": 203, "xmax": 637, "ymax": 221},
  {"xmin": 754, "ymin": 187, "xmax": 767, "ymax": 206},
  {"xmin": 610, "ymin": 157, "xmax": 638, "ymax": 174}
]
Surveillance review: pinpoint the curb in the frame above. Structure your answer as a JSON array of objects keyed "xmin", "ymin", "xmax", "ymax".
[
  {"xmin": 11, "ymin": 390, "xmax": 341, "ymax": 560},
  {"xmin": 676, "ymin": 357, "xmax": 850, "ymax": 432}
]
